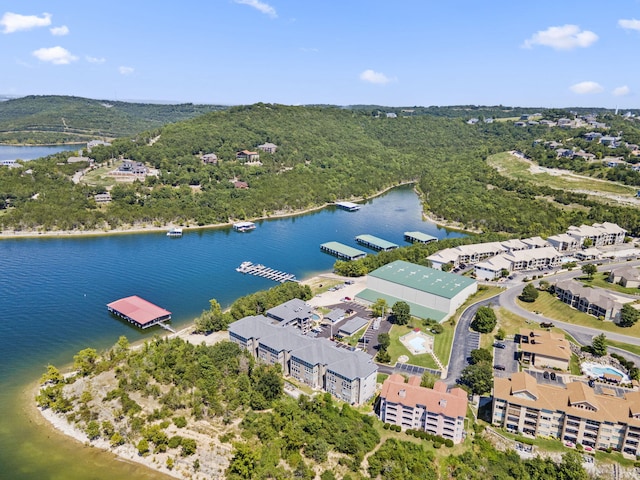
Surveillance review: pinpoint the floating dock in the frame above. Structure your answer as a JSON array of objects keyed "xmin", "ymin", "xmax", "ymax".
[
  {"xmin": 107, "ymin": 295, "xmax": 172, "ymax": 329},
  {"xmin": 320, "ymin": 241, "xmax": 367, "ymax": 260},
  {"xmin": 167, "ymin": 227, "xmax": 183, "ymax": 237},
  {"xmin": 355, "ymin": 234, "xmax": 398, "ymax": 252},
  {"xmin": 233, "ymin": 221, "xmax": 256, "ymax": 232},
  {"xmin": 404, "ymin": 231, "xmax": 438, "ymax": 244},
  {"xmin": 335, "ymin": 201, "xmax": 361, "ymax": 211},
  {"xmin": 236, "ymin": 261, "xmax": 297, "ymax": 283}
]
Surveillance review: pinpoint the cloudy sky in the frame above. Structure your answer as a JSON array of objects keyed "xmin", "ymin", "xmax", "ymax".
[{"xmin": 2, "ymin": 0, "xmax": 640, "ymax": 108}]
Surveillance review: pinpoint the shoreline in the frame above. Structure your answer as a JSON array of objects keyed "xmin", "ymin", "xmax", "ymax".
[{"xmin": 0, "ymin": 181, "xmax": 419, "ymax": 240}]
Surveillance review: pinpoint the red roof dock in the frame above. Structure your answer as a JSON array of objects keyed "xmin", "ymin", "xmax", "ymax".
[{"xmin": 107, "ymin": 295, "xmax": 171, "ymax": 329}]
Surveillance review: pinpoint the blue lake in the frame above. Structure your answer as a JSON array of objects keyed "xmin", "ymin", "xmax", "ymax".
[
  {"xmin": 0, "ymin": 144, "xmax": 80, "ymax": 161},
  {"xmin": 0, "ymin": 184, "xmax": 463, "ymax": 479}
]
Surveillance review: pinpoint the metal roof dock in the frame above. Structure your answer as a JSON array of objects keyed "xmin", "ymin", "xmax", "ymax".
[
  {"xmin": 404, "ymin": 231, "xmax": 438, "ymax": 244},
  {"xmin": 355, "ymin": 234, "xmax": 398, "ymax": 252},
  {"xmin": 106, "ymin": 295, "xmax": 172, "ymax": 329},
  {"xmin": 320, "ymin": 241, "xmax": 367, "ymax": 260},
  {"xmin": 335, "ymin": 201, "xmax": 361, "ymax": 211}
]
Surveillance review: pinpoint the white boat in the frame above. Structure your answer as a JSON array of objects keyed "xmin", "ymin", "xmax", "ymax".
[
  {"xmin": 233, "ymin": 221, "xmax": 256, "ymax": 232},
  {"xmin": 166, "ymin": 227, "xmax": 183, "ymax": 237}
]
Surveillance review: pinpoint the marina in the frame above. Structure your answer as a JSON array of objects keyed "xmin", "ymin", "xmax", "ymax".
[
  {"xmin": 320, "ymin": 241, "xmax": 368, "ymax": 260},
  {"xmin": 404, "ymin": 231, "xmax": 438, "ymax": 244},
  {"xmin": 236, "ymin": 261, "xmax": 297, "ymax": 283},
  {"xmin": 355, "ymin": 234, "xmax": 398, "ymax": 251},
  {"xmin": 233, "ymin": 221, "xmax": 256, "ymax": 232},
  {"xmin": 106, "ymin": 295, "xmax": 172, "ymax": 329},
  {"xmin": 335, "ymin": 201, "xmax": 361, "ymax": 211}
]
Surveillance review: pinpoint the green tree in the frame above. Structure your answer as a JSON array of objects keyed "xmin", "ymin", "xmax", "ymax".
[
  {"xmin": 519, "ymin": 283, "xmax": 539, "ymax": 303},
  {"xmin": 372, "ymin": 298, "xmax": 388, "ymax": 318},
  {"xmin": 592, "ymin": 333, "xmax": 607, "ymax": 356},
  {"xmin": 85, "ymin": 420, "xmax": 100, "ymax": 440},
  {"xmin": 392, "ymin": 301, "xmax": 411, "ymax": 325},
  {"xmin": 227, "ymin": 442, "xmax": 260, "ymax": 479},
  {"xmin": 376, "ymin": 349, "xmax": 391, "ymax": 363},
  {"xmin": 460, "ymin": 362, "xmax": 493, "ymax": 395},
  {"xmin": 618, "ymin": 303, "xmax": 640, "ymax": 327},
  {"xmin": 420, "ymin": 371, "xmax": 439, "ymax": 388},
  {"xmin": 469, "ymin": 348, "xmax": 492, "ymax": 365},
  {"xmin": 377, "ymin": 333, "xmax": 391, "ymax": 350},
  {"xmin": 471, "ymin": 306, "xmax": 497, "ymax": 333},
  {"xmin": 73, "ymin": 348, "xmax": 98, "ymax": 376},
  {"xmin": 581, "ymin": 263, "xmax": 597, "ymax": 279},
  {"xmin": 137, "ymin": 438, "xmax": 150, "ymax": 456},
  {"xmin": 40, "ymin": 364, "xmax": 63, "ymax": 385}
]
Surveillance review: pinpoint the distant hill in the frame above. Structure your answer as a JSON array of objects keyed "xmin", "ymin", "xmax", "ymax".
[{"xmin": 0, "ymin": 95, "xmax": 227, "ymax": 144}]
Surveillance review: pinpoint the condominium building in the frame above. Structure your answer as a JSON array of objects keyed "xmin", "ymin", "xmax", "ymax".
[
  {"xmin": 566, "ymin": 222, "xmax": 627, "ymax": 247},
  {"xmin": 228, "ymin": 314, "xmax": 377, "ymax": 405},
  {"xmin": 474, "ymin": 246, "xmax": 562, "ymax": 280},
  {"xmin": 554, "ymin": 279, "xmax": 628, "ymax": 323},
  {"xmin": 518, "ymin": 329, "xmax": 572, "ymax": 371},
  {"xmin": 493, "ymin": 372, "xmax": 640, "ymax": 456},
  {"xmin": 379, "ymin": 374, "xmax": 468, "ymax": 444}
]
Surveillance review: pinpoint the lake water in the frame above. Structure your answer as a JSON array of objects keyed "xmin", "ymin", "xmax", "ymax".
[
  {"xmin": 0, "ymin": 144, "xmax": 81, "ymax": 161},
  {"xmin": 0, "ymin": 182, "xmax": 463, "ymax": 479}
]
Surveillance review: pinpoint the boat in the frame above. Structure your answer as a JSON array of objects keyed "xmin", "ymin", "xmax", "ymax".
[
  {"xmin": 166, "ymin": 227, "xmax": 183, "ymax": 237},
  {"xmin": 236, "ymin": 261, "xmax": 253, "ymax": 272},
  {"xmin": 233, "ymin": 221, "xmax": 256, "ymax": 232}
]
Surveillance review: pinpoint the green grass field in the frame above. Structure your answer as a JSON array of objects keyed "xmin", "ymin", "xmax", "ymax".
[
  {"xmin": 516, "ymin": 291, "xmax": 640, "ymax": 338},
  {"xmin": 387, "ymin": 324, "xmax": 439, "ymax": 369},
  {"xmin": 577, "ymin": 272, "xmax": 640, "ymax": 296}
]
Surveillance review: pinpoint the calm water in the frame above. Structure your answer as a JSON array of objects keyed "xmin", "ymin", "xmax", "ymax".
[
  {"xmin": 0, "ymin": 144, "xmax": 80, "ymax": 161},
  {"xmin": 0, "ymin": 184, "xmax": 463, "ymax": 479}
]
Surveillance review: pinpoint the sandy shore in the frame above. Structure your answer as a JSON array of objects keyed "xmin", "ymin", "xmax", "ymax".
[{"xmin": 0, "ymin": 182, "xmax": 416, "ymax": 240}]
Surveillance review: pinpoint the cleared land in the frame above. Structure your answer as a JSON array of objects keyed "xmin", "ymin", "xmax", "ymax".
[{"xmin": 487, "ymin": 152, "xmax": 639, "ymax": 206}]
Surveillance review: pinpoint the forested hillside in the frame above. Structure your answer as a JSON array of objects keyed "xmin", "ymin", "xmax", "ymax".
[
  {"xmin": 0, "ymin": 95, "xmax": 225, "ymax": 144},
  {"xmin": 4, "ymin": 103, "xmax": 640, "ymax": 237}
]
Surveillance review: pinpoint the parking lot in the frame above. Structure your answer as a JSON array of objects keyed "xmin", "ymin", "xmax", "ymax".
[{"xmin": 493, "ymin": 338, "xmax": 519, "ymax": 378}]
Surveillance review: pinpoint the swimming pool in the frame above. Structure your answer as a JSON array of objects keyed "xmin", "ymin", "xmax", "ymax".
[
  {"xmin": 581, "ymin": 362, "xmax": 630, "ymax": 382},
  {"xmin": 408, "ymin": 337, "xmax": 428, "ymax": 353}
]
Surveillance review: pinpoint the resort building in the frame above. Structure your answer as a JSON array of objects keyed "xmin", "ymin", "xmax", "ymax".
[
  {"xmin": 518, "ymin": 329, "xmax": 572, "ymax": 371},
  {"xmin": 474, "ymin": 246, "xmax": 562, "ymax": 280},
  {"xmin": 492, "ymin": 372, "xmax": 640, "ymax": 456},
  {"xmin": 266, "ymin": 298, "xmax": 314, "ymax": 334},
  {"xmin": 378, "ymin": 374, "xmax": 468, "ymax": 444},
  {"xmin": 608, "ymin": 267, "xmax": 640, "ymax": 289},
  {"xmin": 554, "ymin": 279, "xmax": 628, "ymax": 323},
  {"xmin": 566, "ymin": 222, "xmax": 627, "ymax": 247},
  {"xmin": 356, "ymin": 260, "xmax": 477, "ymax": 322},
  {"xmin": 228, "ymin": 314, "xmax": 377, "ymax": 405}
]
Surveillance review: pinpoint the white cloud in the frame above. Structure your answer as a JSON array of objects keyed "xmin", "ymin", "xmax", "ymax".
[
  {"xmin": 86, "ymin": 55, "xmax": 106, "ymax": 64},
  {"xmin": 50, "ymin": 25, "xmax": 69, "ymax": 36},
  {"xmin": 119, "ymin": 66, "xmax": 134, "ymax": 75},
  {"xmin": 613, "ymin": 85, "xmax": 631, "ymax": 97},
  {"xmin": 1, "ymin": 12, "xmax": 52, "ymax": 33},
  {"xmin": 234, "ymin": 0, "xmax": 277, "ymax": 18},
  {"xmin": 32, "ymin": 46, "xmax": 77, "ymax": 65},
  {"xmin": 570, "ymin": 81, "xmax": 604, "ymax": 95},
  {"xmin": 359, "ymin": 69, "xmax": 393, "ymax": 85},
  {"xmin": 523, "ymin": 24, "xmax": 598, "ymax": 50},
  {"xmin": 619, "ymin": 18, "xmax": 640, "ymax": 31}
]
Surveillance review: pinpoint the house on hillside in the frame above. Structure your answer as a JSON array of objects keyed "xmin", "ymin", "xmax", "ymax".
[
  {"xmin": 200, "ymin": 153, "xmax": 218, "ymax": 164},
  {"xmin": 257, "ymin": 142, "xmax": 278, "ymax": 153},
  {"xmin": 236, "ymin": 150, "xmax": 260, "ymax": 162}
]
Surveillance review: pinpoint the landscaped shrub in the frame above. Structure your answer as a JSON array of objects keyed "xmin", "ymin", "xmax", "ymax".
[{"xmin": 444, "ymin": 439, "xmax": 454, "ymax": 448}]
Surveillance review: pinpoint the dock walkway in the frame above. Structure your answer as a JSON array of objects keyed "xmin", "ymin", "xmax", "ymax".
[{"xmin": 236, "ymin": 261, "xmax": 297, "ymax": 283}]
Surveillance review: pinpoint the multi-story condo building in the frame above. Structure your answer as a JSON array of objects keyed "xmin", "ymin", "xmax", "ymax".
[
  {"xmin": 566, "ymin": 222, "xmax": 627, "ymax": 247},
  {"xmin": 228, "ymin": 313, "xmax": 377, "ymax": 405},
  {"xmin": 554, "ymin": 279, "xmax": 628, "ymax": 323},
  {"xmin": 493, "ymin": 372, "xmax": 640, "ymax": 456},
  {"xmin": 378, "ymin": 374, "xmax": 468, "ymax": 444}
]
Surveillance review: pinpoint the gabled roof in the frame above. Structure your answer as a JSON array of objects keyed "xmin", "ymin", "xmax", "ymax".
[{"xmin": 510, "ymin": 372, "xmax": 539, "ymax": 400}]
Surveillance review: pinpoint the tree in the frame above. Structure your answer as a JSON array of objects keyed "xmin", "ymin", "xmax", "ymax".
[
  {"xmin": 618, "ymin": 303, "xmax": 640, "ymax": 327},
  {"xmin": 592, "ymin": 333, "xmax": 607, "ymax": 356},
  {"xmin": 420, "ymin": 371, "xmax": 439, "ymax": 388},
  {"xmin": 495, "ymin": 328, "xmax": 506, "ymax": 341},
  {"xmin": 227, "ymin": 442, "xmax": 260, "ymax": 479},
  {"xmin": 471, "ymin": 306, "xmax": 497, "ymax": 333},
  {"xmin": 372, "ymin": 298, "xmax": 388, "ymax": 318},
  {"xmin": 460, "ymin": 362, "xmax": 493, "ymax": 395},
  {"xmin": 377, "ymin": 333, "xmax": 391, "ymax": 350},
  {"xmin": 376, "ymin": 349, "xmax": 391, "ymax": 363},
  {"xmin": 519, "ymin": 283, "xmax": 539, "ymax": 303},
  {"xmin": 137, "ymin": 438, "xmax": 150, "ymax": 456},
  {"xmin": 392, "ymin": 301, "xmax": 411, "ymax": 325},
  {"xmin": 581, "ymin": 263, "xmax": 597, "ymax": 280},
  {"xmin": 582, "ymin": 238, "xmax": 593, "ymax": 248},
  {"xmin": 469, "ymin": 348, "xmax": 492, "ymax": 365},
  {"xmin": 40, "ymin": 364, "xmax": 63, "ymax": 385},
  {"xmin": 73, "ymin": 348, "xmax": 98, "ymax": 376}
]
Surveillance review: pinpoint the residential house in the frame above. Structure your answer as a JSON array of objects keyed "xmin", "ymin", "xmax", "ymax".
[
  {"xmin": 518, "ymin": 329, "xmax": 571, "ymax": 370},
  {"xmin": 379, "ymin": 374, "xmax": 468, "ymax": 444},
  {"xmin": 584, "ymin": 132, "xmax": 602, "ymax": 142},
  {"xmin": 87, "ymin": 140, "xmax": 111, "ymax": 151},
  {"xmin": 604, "ymin": 158, "xmax": 627, "ymax": 168},
  {"xmin": 94, "ymin": 192, "xmax": 112, "ymax": 204},
  {"xmin": 118, "ymin": 159, "xmax": 147, "ymax": 175},
  {"xmin": 556, "ymin": 148, "xmax": 575, "ymax": 158},
  {"xmin": 233, "ymin": 181, "xmax": 249, "ymax": 189},
  {"xmin": 236, "ymin": 150, "xmax": 260, "ymax": 162},
  {"xmin": 492, "ymin": 372, "xmax": 640, "ymax": 455},
  {"xmin": 200, "ymin": 153, "xmax": 218, "ymax": 164},
  {"xmin": 257, "ymin": 142, "xmax": 278, "ymax": 153},
  {"xmin": 467, "ymin": 118, "xmax": 479, "ymax": 125}
]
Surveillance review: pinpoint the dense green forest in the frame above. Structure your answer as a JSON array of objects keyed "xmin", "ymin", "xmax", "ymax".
[
  {"xmin": 0, "ymin": 95, "xmax": 225, "ymax": 143},
  {"xmin": 37, "ymin": 336, "xmax": 593, "ymax": 479},
  {"xmin": 4, "ymin": 102, "xmax": 640, "ymax": 238}
]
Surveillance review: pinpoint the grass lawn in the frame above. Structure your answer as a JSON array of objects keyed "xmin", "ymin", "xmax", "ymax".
[
  {"xmin": 306, "ymin": 278, "xmax": 344, "ymax": 296},
  {"xmin": 577, "ymin": 272, "xmax": 640, "ymax": 296},
  {"xmin": 387, "ymin": 324, "xmax": 439, "ymax": 370},
  {"xmin": 607, "ymin": 339, "xmax": 640, "ymax": 356},
  {"xmin": 80, "ymin": 163, "xmax": 120, "ymax": 188},
  {"xmin": 569, "ymin": 354, "xmax": 582, "ymax": 375},
  {"xmin": 517, "ymin": 291, "xmax": 640, "ymax": 338}
]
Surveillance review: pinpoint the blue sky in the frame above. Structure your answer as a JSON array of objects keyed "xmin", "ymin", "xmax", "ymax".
[{"xmin": 2, "ymin": 1, "xmax": 640, "ymax": 108}]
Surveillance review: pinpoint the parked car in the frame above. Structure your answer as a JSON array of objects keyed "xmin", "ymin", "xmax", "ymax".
[
  {"xmin": 543, "ymin": 371, "xmax": 550, "ymax": 379},
  {"xmin": 550, "ymin": 372, "xmax": 557, "ymax": 381},
  {"xmin": 494, "ymin": 343, "xmax": 506, "ymax": 349},
  {"xmin": 494, "ymin": 365, "xmax": 506, "ymax": 371},
  {"xmin": 343, "ymin": 296, "xmax": 352, "ymax": 301}
]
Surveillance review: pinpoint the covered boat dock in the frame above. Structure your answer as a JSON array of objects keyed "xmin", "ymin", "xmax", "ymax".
[
  {"xmin": 320, "ymin": 241, "xmax": 367, "ymax": 260},
  {"xmin": 404, "ymin": 231, "xmax": 438, "ymax": 244},
  {"xmin": 107, "ymin": 295, "xmax": 172, "ymax": 329},
  {"xmin": 335, "ymin": 201, "xmax": 361, "ymax": 211},
  {"xmin": 355, "ymin": 234, "xmax": 398, "ymax": 252}
]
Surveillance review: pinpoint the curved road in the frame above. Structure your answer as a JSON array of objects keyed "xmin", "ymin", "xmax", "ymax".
[{"xmin": 445, "ymin": 260, "xmax": 640, "ymax": 384}]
